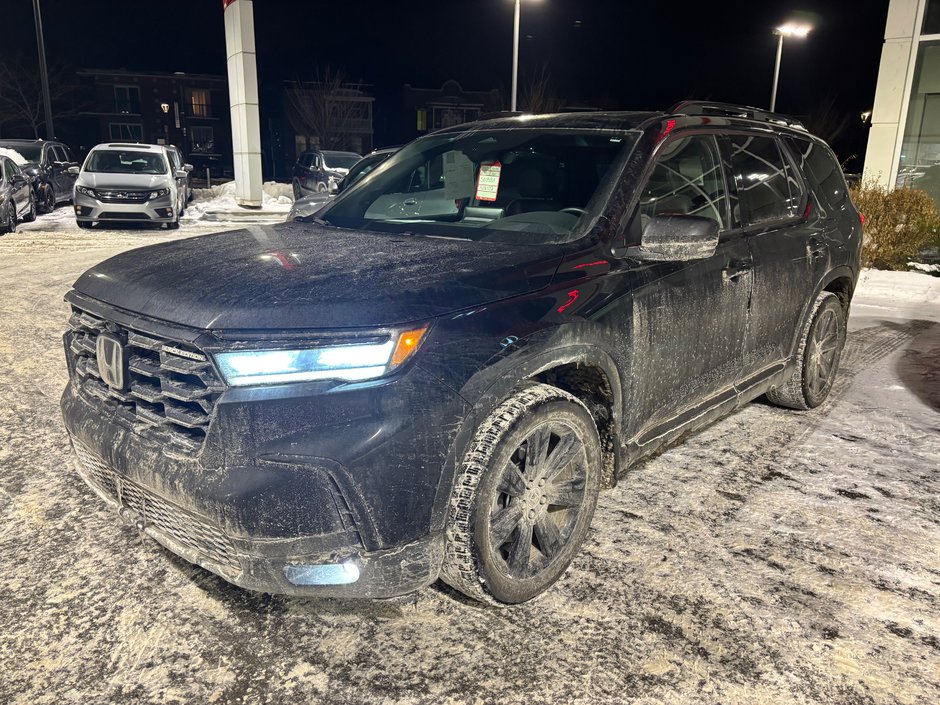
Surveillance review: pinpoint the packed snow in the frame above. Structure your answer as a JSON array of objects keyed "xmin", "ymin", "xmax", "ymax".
[
  {"xmin": 0, "ymin": 146, "xmax": 29, "ymax": 165},
  {"xmin": 0, "ymin": 216, "xmax": 937, "ymax": 704}
]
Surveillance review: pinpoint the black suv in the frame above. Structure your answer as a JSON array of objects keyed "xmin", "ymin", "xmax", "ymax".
[
  {"xmin": 61, "ymin": 103, "xmax": 861, "ymax": 604},
  {"xmin": 0, "ymin": 138, "xmax": 78, "ymax": 213}
]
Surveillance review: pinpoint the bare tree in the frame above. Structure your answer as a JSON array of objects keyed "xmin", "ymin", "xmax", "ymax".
[
  {"xmin": 0, "ymin": 56, "xmax": 77, "ymax": 138},
  {"xmin": 284, "ymin": 67, "xmax": 369, "ymax": 151},
  {"xmin": 520, "ymin": 66, "xmax": 563, "ymax": 114}
]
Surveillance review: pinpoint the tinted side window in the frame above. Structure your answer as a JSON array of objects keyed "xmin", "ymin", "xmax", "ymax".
[
  {"xmin": 4, "ymin": 159, "xmax": 17, "ymax": 180},
  {"xmin": 786, "ymin": 137, "xmax": 848, "ymax": 208},
  {"xmin": 299, "ymin": 154, "xmax": 313, "ymax": 168},
  {"xmin": 729, "ymin": 135, "xmax": 801, "ymax": 225},
  {"xmin": 52, "ymin": 146, "xmax": 68, "ymax": 163},
  {"xmin": 640, "ymin": 135, "xmax": 728, "ymax": 229}
]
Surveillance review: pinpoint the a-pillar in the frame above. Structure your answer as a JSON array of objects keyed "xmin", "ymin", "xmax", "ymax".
[{"xmin": 223, "ymin": 0, "xmax": 263, "ymax": 207}]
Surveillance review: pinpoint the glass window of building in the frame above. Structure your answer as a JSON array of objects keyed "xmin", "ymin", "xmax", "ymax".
[
  {"xmin": 898, "ymin": 40, "xmax": 940, "ymax": 210},
  {"xmin": 925, "ymin": 0, "xmax": 940, "ymax": 35}
]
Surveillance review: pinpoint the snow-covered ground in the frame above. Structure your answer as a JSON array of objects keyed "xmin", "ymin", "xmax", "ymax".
[{"xmin": 0, "ymin": 220, "xmax": 937, "ymax": 704}]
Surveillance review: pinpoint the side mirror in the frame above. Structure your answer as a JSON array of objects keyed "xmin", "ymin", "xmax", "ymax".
[
  {"xmin": 175, "ymin": 169, "xmax": 188, "ymax": 179},
  {"xmin": 183, "ymin": 163, "xmax": 194, "ymax": 172},
  {"xmin": 67, "ymin": 166, "xmax": 80, "ymax": 176},
  {"xmin": 629, "ymin": 215, "xmax": 719, "ymax": 262}
]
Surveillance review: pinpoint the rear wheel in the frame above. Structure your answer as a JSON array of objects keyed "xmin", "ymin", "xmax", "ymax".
[
  {"xmin": 292, "ymin": 179, "xmax": 303, "ymax": 200},
  {"xmin": 767, "ymin": 292, "xmax": 846, "ymax": 410},
  {"xmin": 441, "ymin": 384, "xmax": 601, "ymax": 604}
]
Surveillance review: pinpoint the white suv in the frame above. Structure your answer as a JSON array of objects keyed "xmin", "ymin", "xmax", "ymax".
[{"xmin": 70, "ymin": 143, "xmax": 186, "ymax": 229}]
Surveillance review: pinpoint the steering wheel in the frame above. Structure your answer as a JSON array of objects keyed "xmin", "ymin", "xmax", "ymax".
[{"xmin": 560, "ymin": 207, "xmax": 587, "ymax": 216}]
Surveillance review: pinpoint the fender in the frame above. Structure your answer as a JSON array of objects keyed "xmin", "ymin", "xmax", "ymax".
[
  {"xmin": 428, "ymin": 340, "xmax": 625, "ymax": 534},
  {"xmin": 784, "ymin": 265, "xmax": 858, "ymax": 362}
]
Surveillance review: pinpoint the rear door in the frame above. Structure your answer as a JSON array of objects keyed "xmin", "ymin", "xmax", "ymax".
[
  {"xmin": 725, "ymin": 132, "xmax": 823, "ymax": 380},
  {"xmin": 627, "ymin": 132, "xmax": 751, "ymax": 437},
  {"xmin": 50, "ymin": 145, "xmax": 72, "ymax": 196}
]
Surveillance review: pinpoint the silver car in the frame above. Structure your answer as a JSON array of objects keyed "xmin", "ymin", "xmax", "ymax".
[{"xmin": 70, "ymin": 144, "xmax": 186, "ymax": 229}]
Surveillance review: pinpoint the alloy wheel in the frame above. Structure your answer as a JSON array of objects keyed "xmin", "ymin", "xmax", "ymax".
[
  {"xmin": 806, "ymin": 307, "xmax": 839, "ymax": 397},
  {"xmin": 486, "ymin": 422, "xmax": 589, "ymax": 580}
]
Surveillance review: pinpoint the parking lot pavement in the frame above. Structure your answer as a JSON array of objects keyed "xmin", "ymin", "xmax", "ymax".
[{"xmin": 0, "ymin": 217, "xmax": 938, "ymax": 704}]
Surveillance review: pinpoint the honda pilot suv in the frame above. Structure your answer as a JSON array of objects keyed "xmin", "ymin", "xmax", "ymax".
[{"xmin": 61, "ymin": 103, "xmax": 862, "ymax": 604}]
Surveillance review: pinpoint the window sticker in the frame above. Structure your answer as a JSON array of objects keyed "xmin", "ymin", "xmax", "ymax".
[
  {"xmin": 475, "ymin": 161, "xmax": 502, "ymax": 202},
  {"xmin": 443, "ymin": 151, "xmax": 474, "ymax": 199}
]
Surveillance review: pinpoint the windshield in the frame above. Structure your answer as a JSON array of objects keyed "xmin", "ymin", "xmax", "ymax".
[
  {"xmin": 84, "ymin": 150, "xmax": 167, "ymax": 175},
  {"xmin": 0, "ymin": 145, "xmax": 40, "ymax": 164},
  {"xmin": 319, "ymin": 128, "xmax": 638, "ymax": 244},
  {"xmin": 346, "ymin": 152, "xmax": 394, "ymax": 186},
  {"xmin": 322, "ymin": 152, "xmax": 360, "ymax": 170}
]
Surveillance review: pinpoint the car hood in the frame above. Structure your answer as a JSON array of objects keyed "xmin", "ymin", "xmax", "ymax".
[
  {"xmin": 72, "ymin": 223, "xmax": 565, "ymax": 331},
  {"xmin": 79, "ymin": 173, "xmax": 171, "ymax": 190}
]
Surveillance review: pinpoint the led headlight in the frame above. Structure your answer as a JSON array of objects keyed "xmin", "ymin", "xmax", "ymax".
[
  {"xmin": 149, "ymin": 188, "xmax": 170, "ymax": 199},
  {"xmin": 75, "ymin": 185, "xmax": 96, "ymax": 198},
  {"xmin": 214, "ymin": 327, "xmax": 428, "ymax": 387}
]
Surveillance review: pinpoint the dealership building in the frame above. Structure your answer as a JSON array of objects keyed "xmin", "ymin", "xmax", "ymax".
[{"xmin": 866, "ymin": 0, "xmax": 940, "ymax": 204}]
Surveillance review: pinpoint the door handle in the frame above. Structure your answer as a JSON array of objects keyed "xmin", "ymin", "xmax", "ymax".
[{"xmin": 722, "ymin": 259, "xmax": 752, "ymax": 282}]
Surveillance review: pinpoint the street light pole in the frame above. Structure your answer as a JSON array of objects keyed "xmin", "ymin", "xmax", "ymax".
[
  {"xmin": 511, "ymin": 0, "xmax": 521, "ymax": 112},
  {"xmin": 32, "ymin": 0, "xmax": 55, "ymax": 139},
  {"xmin": 769, "ymin": 23, "xmax": 811, "ymax": 113},
  {"xmin": 770, "ymin": 31, "xmax": 784, "ymax": 113}
]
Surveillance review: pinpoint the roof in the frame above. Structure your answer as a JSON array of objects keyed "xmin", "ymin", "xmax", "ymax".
[
  {"xmin": 435, "ymin": 111, "xmax": 661, "ymax": 135},
  {"xmin": 94, "ymin": 143, "xmax": 165, "ymax": 151}
]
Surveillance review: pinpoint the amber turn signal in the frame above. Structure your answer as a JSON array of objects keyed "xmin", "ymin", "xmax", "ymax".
[{"xmin": 391, "ymin": 327, "xmax": 428, "ymax": 368}]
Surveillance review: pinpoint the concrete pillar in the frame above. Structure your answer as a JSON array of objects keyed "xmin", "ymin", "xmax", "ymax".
[
  {"xmin": 864, "ymin": 0, "xmax": 922, "ymax": 187},
  {"xmin": 223, "ymin": 0, "xmax": 263, "ymax": 207}
]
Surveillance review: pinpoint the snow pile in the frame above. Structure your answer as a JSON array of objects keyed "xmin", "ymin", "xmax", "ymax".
[
  {"xmin": 183, "ymin": 180, "xmax": 293, "ymax": 221},
  {"xmin": 908, "ymin": 261, "xmax": 940, "ymax": 274},
  {"xmin": 856, "ymin": 268, "xmax": 940, "ymax": 304},
  {"xmin": 0, "ymin": 147, "xmax": 28, "ymax": 165}
]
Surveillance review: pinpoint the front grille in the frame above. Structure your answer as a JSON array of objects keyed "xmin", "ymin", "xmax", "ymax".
[
  {"xmin": 66, "ymin": 306, "xmax": 222, "ymax": 451},
  {"xmin": 96, "ymin": 190, "xmax": 151, "ymax": 203},
  {"xmin": 73, "ymin": 441, "xmax": 241, "ymax": 574}
]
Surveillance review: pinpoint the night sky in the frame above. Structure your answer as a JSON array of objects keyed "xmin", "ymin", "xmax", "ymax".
[{"xmin": 3, "ymin": 0, "xmax": 889, "ymax": 157}]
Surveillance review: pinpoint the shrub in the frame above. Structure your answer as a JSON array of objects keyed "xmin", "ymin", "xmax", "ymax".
[{"xmin": 849, "ymin": 181, "xmax": 940, "ymax": 270}]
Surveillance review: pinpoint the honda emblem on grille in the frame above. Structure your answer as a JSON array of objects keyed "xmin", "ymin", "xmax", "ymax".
[{"xmin": 96, "ymin": 333, "xmax": 128, "ymax": 391}]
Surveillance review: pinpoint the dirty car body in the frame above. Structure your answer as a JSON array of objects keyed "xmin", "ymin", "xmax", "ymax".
[{"xmin": 61, "ymin": 105, "xmax": 862, "ymax": 601}]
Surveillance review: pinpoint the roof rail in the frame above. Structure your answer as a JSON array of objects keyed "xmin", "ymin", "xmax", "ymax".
[{"xmin": 670, "ymin": 100, "xmax": 807, "ymax": 131}]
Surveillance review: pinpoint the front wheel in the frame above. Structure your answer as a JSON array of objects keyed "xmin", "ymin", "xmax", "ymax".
[
  {"xmin": 441, "ymin": 384, "xmax": 601, "ymax": 604},
  {"xmin": 0, "ymin": 201, "xmax": 15, "ymax": 234},
  {"xmin": 316, "ymin": 181, "xmax": 328, "ymax": 193},
  {"xmin": 767, "ymin": 292, "xmax": 846, "ymax": 410},
  {"xmin": 39, "ymin": 184, "xmax": 55, "ymax": 213},
  {"xmin": 166, "ymin": 208, "xmax": 180, "ymax": 230}
]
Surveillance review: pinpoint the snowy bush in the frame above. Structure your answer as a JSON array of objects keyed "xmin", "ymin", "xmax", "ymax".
[{"xmin": 850, "ymin": 182, "xmax": 940, "ymax": 270}]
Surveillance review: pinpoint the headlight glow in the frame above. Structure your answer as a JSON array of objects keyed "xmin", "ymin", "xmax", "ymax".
[
  {"xmin": 149, "ymin": 188, "xmax": 170, "ymax": 199},
  {"xmin": 214, "ymin": 328, "xmax": 427, "ymax": 387}
]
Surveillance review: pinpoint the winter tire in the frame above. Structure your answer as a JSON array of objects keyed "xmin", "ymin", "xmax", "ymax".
[
  {"xmin": 39, "ymin": 184, "xmax": 55, "ymax": 213},
  {"xmin": 316, "ymin": 181, "xmax": 328, "ymax": 193},
  {"xmin": 292, "ymin": 180, "xmax": 302, "ymax": 200},
  {"xmin": 166, "ymin": 209, "xmax": 180, "ymax": 230},
  {"xmin": 23, "ymin": 191, "xmax": 37, "ymax": 222},
  {"xmin": 0, "ymin": 202, "xmax": 14, "ymax": 234},
  {"xmin": 766, "ymin": 292, "xmax": 846, "ymax": 410},
  {"xmin": 440, "ymin": 383, "xmax": 601, "ymax": 605}
]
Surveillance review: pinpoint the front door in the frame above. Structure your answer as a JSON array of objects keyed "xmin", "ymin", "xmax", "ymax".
[{"xmin": 625, "ymin": 133, "xmax": 751, "ymax": 439}]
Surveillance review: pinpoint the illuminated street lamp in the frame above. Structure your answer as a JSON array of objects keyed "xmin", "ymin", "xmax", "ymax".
[
  {"xmin": 770, "ymin": 23, "xmax": 812, "ymax": 113},
  {"xmin": 510, "ymin": 0, "xmax": 541, "ymax": 112}
]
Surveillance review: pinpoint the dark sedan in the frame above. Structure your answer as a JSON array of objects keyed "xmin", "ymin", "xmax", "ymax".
[{"xmin": 0, "ymin": 139, "xmax": 78, "ymax": 213}]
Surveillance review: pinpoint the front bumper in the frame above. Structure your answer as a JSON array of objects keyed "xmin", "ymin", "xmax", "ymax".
[
  {"xmin": 60, "ymin": 326, "xmax": 469, "ymax": 597},
  {"xmin": 73, "ymin": 190, "xmax": 175, "ymax": 223}
]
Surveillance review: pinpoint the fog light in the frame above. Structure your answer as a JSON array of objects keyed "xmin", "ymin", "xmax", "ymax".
[{"xmin": 283, "ymin": 562, "xmax": 360, "ymax": 586}]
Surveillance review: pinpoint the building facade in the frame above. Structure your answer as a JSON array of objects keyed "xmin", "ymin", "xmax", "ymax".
[
  {"xmin": 75, "ymin": 69, "xmax": 233, "ymax": 178},
  {"xmin": 866, "ymin": 0, "xmax": 940, "ymax": 206},
  {"xmin": 400, "ymin": 81, "xmax": 503, "ymax": 143}
]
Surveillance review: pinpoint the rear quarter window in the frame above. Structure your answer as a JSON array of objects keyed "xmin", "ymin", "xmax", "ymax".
[
  {"xmin": 786, "ymin": 137, "xmax": 848, "ymax": 208},
  {"xmin": 728, "ymin": 134, "xmax": 804, "ymax": 225}
]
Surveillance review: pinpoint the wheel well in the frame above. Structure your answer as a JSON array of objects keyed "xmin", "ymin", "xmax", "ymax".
[
  {"xmin": 824, "ymin": 276, "xmax": 854, "ymax": 316},
  {"xmin": 533, "ymin": 363, "xmax": 618, "ymax": 489}
]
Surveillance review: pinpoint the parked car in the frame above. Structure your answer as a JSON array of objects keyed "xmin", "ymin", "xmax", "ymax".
[
  {"xmin": 69, "ymin": 143, "xmax": 187, "ymax": 229},
  {"xmin": 287, "ymin": 147, "xmax": 402, "ymax": 220},
  {"xmin": 0, "ymin": 154, "xmax": 37, "ymax": 233},
  {"xmin": 61, "ymin": 103, "xmax": 861, "ymax": 604},
  {"xmin": 291, "ymin": 149, "xmax": 361, "ymax": 199},
  {"xmin": 0, "ymin": 138, "xmax": 78, "ymax": 213},
  {"xmin": 165, "ymin": 145, "xmax": 194, "ymax": 205}
]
